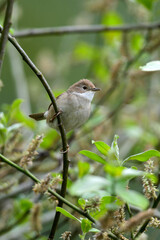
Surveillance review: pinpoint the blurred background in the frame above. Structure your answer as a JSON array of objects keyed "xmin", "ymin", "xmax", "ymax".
[{"xmin": 1, "ymin": 0, "xmax": 160, "ymax": 239}]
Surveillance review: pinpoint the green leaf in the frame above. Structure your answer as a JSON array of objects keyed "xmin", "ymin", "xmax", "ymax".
[
  {"xmin": 79, "ymin": 150, "xmax": 106, "ymax": 164},
  {"xmin": 140, "ymin": 61, "xmax": 160, "ymax": 71},
  {"xmin": 116, "ymin": 187, "xmax": 149, "ymax": 210},
  {"xmin": 121, "ymin": 168, "xmax": 157, "ymax": 183},
  {"xmin": 0, "ymin": 112, "xmax": 7, "ymax": 125},
  {"xmin": 136, "ymin": 0, "xmax": 155, "ymax": 10},
  {"xmin": 78, "ymin": 161, "xmax": 90, "ymax": 178},
  {"xmin": 108, "ymin": 135, "xmax": 120, "ymax": 163},
  {"xmin": 131, "ymin": 33, "xmax": 144, "ymax": 53},
  {"xmin": 40, "ymin": 129, "xmax": 58, "ymax": 149},
  {"xmin": 145, "ymin": 173, "xmax": 157, "ymax": 183},
  {"xmin": 0, "ymin": 128, "xmax": 7, "ymax": 145},
  {"xmin": 20, "ymin": 199, "xmax": 33, "ymax": 211},
  {"xmin": 104, "ymin": 163, "xmax": 124, "ymax": 176},
  {"xmin": 81, "ymin": 218, "xmax": 92, "ymax": 234},
  {"xmin": 74, "ymin": 42, "xmax": 99, "ymax": 61},
  {"xmin": 101, "ymin": 196, "xmax": 123, "ymax": 211},
  {"xmin": 16, "ymin": 111, "xmax": 35, "ymax": 129},
  {"xmin": 89, "ymin": 228, "xmax": 100, "ymax": 233},
  {"xmin": 92, "ymin": 140, "xmax": 111, "ymax": 156},
  {"xmin": 9, "ymin": 27, "xmax": 15, "ymax": 35},
  {"xmin": 102, "ymin": 12, "xmax": 122, "ymax": 43},
  {"xmin": 102, "ymin": 12, "xmax": 123, "ymax": 26},
  {"xmin": 94, "ymin": 60, "xmax": 109, "ymax": 81},
  {"xmin": 11, "ymin": 98, "xmax": 23, "ymax": 109},
  {"xmin": 92, "ymin": 196, "xmax": 123, "ymax": 220},
  {"xmin": 122, "ymin": 168, "xmax": 147, "ymax": 178},
  {"xmin": 69, "ymin": 175, "xmax": 108, "ymax": 197},
  {"xmin": 124, "ymin": 150, "xmax": 160, "ymax": 163},
  {"xmin": 101, "ymin": 196, "xmax": 117, "ymax": 204},
  {"xmin": 9, "ymin": 99, "xmax": 35, "ymax": 129},
  {"xmin": 14, "ymin": 198, "xmax": 33, "ymax": 220},
  {"xmin": 0, "ymin": 123, "xmax": 5, "ymax": 130},
  {"xmin": 78, "ymin": 198, "xmax": 86, "ymax": 209},
  {"xmin": 111, "ymin": 135, "xmax": 119, "ymax": 160},
  {"xmin": 56, "ymin": 207, "xmax": 81, "ymax": 222}
]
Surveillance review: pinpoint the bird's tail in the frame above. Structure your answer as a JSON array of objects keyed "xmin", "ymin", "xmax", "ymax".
[{"xmin": 29, "ymin": 112, "xmax": 45, "ymax": 121}]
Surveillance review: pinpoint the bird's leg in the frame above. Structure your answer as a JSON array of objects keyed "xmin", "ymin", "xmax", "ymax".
[{"xmin": 49, "ymin": 110, "xmax": 63, "ymax": 122}]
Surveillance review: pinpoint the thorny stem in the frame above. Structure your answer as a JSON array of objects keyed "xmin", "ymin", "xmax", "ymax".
[
  {"xmin": 0, "ymin": 25, "xmax": 69, "ymax": 239},
  {"xmin": 13, "ymin": 21, "xmax": 160, "ymax": 38},
  {"xmin": 0, "ymin": 0, "xmax": 14, "ymax": 74}
]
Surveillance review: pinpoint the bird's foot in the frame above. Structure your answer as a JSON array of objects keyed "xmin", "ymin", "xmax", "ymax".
[
  {"xmin": 49, "ymin": 110, "xmax": 63, "ymax": 122},
  {"xmin": 60, "ymin": 144, "xmax": 69, "ymax": 154}
]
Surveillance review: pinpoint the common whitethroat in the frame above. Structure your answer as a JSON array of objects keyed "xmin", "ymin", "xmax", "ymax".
[{"xmin": 29, "ymin": 79, "xmax": 100, "ymax": 132}]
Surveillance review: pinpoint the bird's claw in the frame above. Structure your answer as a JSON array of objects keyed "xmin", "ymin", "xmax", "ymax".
[
  {"xmin": 49, "ymin": 110, "xmax": 63, "ymax": 122},
  {"xmin": 60, "ymin": 144, "xmax": 69, "ymax": 154}
]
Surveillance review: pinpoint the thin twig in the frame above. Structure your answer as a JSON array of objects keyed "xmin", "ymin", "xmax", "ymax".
[
  {"xmin": 13, "ymin": 22, "xmax": 160, "ymax": 38},
  {"xmin": 0, "ymin": 154, "xmax": 120, "ymax": 240},
  {"xmin": 133, "ymin": 192, "xmax": 160, "ymax": 239},
  {"xmin": 0, "ymin": 0, "xmax": 14, "ymax": 74},
  {"xmin": 0, "ymin": 153, "xmax": 95, "ymax": 223},
  {"xmin": 104, "ymin": 30, "xmax": 152, "ymax": 120},
  {"xmin": 0, "ymin": 25, "xmax": 69, "ymax": 240}
]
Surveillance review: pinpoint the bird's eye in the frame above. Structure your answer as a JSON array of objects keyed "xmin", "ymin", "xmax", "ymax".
[{"xmin": 83, "ymin": 86, "xmax": 87, "ymax": 90}]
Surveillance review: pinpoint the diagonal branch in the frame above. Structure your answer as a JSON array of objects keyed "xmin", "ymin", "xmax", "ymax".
[
  {"xmin": 133, "ymin": 192, "xmax": 160, "ymax": 239},
  {"xmin": 0, "ymin": 153, "xmax": 95, "ymax": 223},
  {"xmin": 0, "ymin": 25, "xmax": 69, "ymax": 240},
  {"xmin": 13, "ymin": 22, "xmax": 160, "ymax": 38},
  {"xmin": 0, "ymin": 0, "xmax": 14, "ymax": 74}
]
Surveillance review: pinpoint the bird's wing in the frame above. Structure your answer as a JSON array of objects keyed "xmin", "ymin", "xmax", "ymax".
[{"xmin": 47, "ymin": 92, "xmax": 68, "ymax": 122}]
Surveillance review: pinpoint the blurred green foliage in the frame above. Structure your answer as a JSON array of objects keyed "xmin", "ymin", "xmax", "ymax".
[{"xmin": 1, "ymin": 0, "xmax": 160, "ymax": 239}]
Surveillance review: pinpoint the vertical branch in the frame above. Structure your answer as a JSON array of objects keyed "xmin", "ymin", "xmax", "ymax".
[
  {"xmin": 0, "ymin": 0, "xmax": 14, "ymax": 74},
  {"xmin": 0, "ymin": 27, "xmax": 69, "ymax": 240},
  {"xmin": 48, "ymin": 153, "xmax": 69, "ymax": 239}
]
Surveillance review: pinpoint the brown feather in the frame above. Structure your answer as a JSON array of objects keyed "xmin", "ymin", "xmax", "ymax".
[{"xmin": 29, "ymin": 113, "xmax": 45, "ymax": 121}]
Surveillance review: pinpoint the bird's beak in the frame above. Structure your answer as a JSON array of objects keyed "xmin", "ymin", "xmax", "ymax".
[{"xmin": 91, "ymin": 87, "xmax": 101, "ymax": 91}]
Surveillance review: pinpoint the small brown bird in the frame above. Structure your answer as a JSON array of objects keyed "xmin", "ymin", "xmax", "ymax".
[{"xmin": 29, "ymin": 79, "xmax": 100, "ymax": 132}]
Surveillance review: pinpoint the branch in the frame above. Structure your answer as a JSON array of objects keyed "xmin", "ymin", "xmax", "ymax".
[
  {"xmin": 13, "ymin": 22, "xmax": 160, "ymax": 38},
  {"xmin": 0, "ymin": 154, "xmax": 121, "ymax": 240},
  {"xmin": 133, "ymin": 192, "xmax": 160, "ymax": 239},
  {"xmin": 0, "ymin": 25, "xmax": 67, "ymax": 151},
  {"xmin": 0, "ymin": 0, "xmax": 14, "ymax": 73},
  {"xmin": 0, "ymin": 0, "xmax": 7, "ymax": 13},
  {"xmin": 0, "ymin": 153, "xmax": 95, "ymax": 224},
  {"xmin": 0, "ymin": 25, "xmax": 69, "ymax": 240}
]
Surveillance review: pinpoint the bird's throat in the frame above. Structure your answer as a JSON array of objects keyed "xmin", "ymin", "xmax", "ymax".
[{"xmin": 73, "ymin": 91, "xmax": 95, "ymax": 102}]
